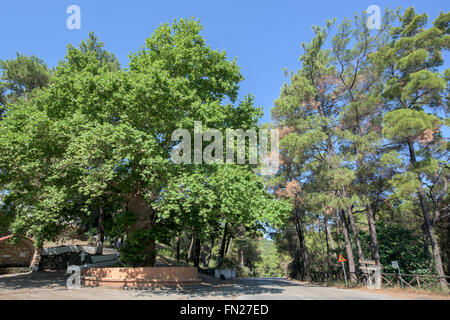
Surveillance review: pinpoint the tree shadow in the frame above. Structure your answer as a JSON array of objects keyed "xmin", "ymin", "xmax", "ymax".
[
  {"xmin": 131, "ymin": 277, "xmax": 314, "ymax": 298},
  {"xmin": 0, "ymin": 271, "xmax": 327, "ymax": 299},
  {"xmin": 0, "ymin": 271, "xmax": 68, "ymax": 291}
]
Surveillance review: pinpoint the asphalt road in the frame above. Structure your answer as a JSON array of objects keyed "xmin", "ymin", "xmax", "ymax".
[{"xmin": 0, "ymin": 271, "xmax": 404, "ymax": 300}]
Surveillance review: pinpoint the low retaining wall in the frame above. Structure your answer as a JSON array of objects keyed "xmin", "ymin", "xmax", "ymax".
[
  {"xmin": 40, "ymin": 245, "xmax": 120, "ymax": 270},
  {"xmin": 0, "ymin": 267, "xmax": 30, "ymax": 275},
  {"xmin": 41, "ymin": 245, "xmax": 118, "ymax": 256},
  {"xmin": 215, "ymin": 269, "xmax": 236, "ymax": 280},
  {"xmin": 198, "ymin": 267, "xmax": 215, "ymax": 276},
  {"xmin": 82, "ymin": 267, "xmax": 200, "ymax": 288}
]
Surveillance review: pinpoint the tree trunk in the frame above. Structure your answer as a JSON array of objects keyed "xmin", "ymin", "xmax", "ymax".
[
  {"xmin": 324, "ymin": 215, "xmax": 336, "ymax": 262},
  {"xmin": 126, "ymin": 188, "xmax": 157, "ymax": 267},
  {"xmin": 367, "ymin": 203, "xmax": 381, "ymax": 266},
  {"xmin": 176, "ymin": 237, "xmax": 181, "ymax": 261},
  {"xmin": 407, "ymin": 138, "xmax": 448, "ymax": 291},
  {"xmin": 206, "ymin": 237, "xmax": 215, "ymax": 267},
  {"xmin": 226, "ymin": 236, "xmax": 233, "ymax": 257},
  {"xmin": 335, "ymin": 215, "xmax": 344, "ymax": 251},
  {"xmin": 94, "ymin": 204, "xmax": 104, "ymax": 256},
  {"xmin": 294, "ymin": 206, "xmax": 310, "ymax": 280},
  {"xmin": 446, "ymin": 219, "xmax": 450, "ymax": 276},
  {"xmin": 240, "ymin": 248, "xmax": 244, "ymax": 267},
  {"xmin": 421, "ymin": 223, "xmax": 431, "ymax": 262},
  {"xmin": 30, "ymin": 244, "xmax": 43, "ymax": 271},
  {"xmin": 339, "ymin": 209, "xmax": 357, "ymax": 283},
  {"xmin": 418, "ymin": 184, "xmax": 448, "ymax": 291},
  {"xmin": 218, "ymin": 223, "xmax": 228, "ymax": 268},
  {"xmin": 324, "ymin": 215, "xmax": 330, "ymax": 265},
  {"xmin": 186, "ymin": 234, "xmax": 194, "ymax": 263},
  {"xmin": 346, "ymin": 206, "xmax": 364, "ymax": 263},
  {"xmin": 193, "ymin": 237, "xmax": 201, "ymax": 267}
]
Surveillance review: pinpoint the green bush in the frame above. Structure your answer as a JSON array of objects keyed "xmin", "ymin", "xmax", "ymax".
[{"xmin": 360, "ymin": 222, "xmax": 431, "ymax": 275}]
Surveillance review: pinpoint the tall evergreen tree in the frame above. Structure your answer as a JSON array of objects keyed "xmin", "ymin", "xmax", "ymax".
[
  {"xmin": 0, "ymin": 53, "xmax": 51, "ymax": 119},
  {"xmin": 373, "ymin": 9, "xmax": 449, "ymax": 290}
]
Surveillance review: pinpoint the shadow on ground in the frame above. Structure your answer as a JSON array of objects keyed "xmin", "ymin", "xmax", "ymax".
[
  {"xmin": 0, "ymin": 271, "xmax": 333, "ymax": 299},
  {"xmin": 0, "ymin": 271, "xmax": 68, "ymax": 291},
  {"xmin": 130, "ymin": 276, "xmax": 321, "ymax": 298}
]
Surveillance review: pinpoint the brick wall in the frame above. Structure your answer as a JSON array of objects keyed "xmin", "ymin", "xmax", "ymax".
[
  {"xmin": 82, "ymin": 267, "xmax": 200, "ymax": 287},
  {"xmin": 0, "ymin": 237, "xmax": 34, "ymax": 267}
]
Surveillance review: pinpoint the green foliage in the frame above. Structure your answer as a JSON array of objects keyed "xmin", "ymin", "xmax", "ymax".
[
  {"xmin": 360, "ymin": 222, "xmax": 431, "ymax": 275},
  {"xmin": 271, "ymin": 6, "xmax": 449, "ymax": 284},
  {"xmin": 105, "ymin": 210, "xmax": 136, "ymax": 241},
  {"xmin": 0, "ymin": 53, "xmax": 51, "ymax": 102},
  {"xmin": 0, "ymin": 7, "xmax": 448, "ymax": 281},
  {"xmin": 383, "ymin": 109, "xmax": 441, "ymax": 141},
  {"xmin": 120, "ymin": 229, "xmax": 156, "ymax": 265},
  {"xmin": 0, "ymin": 19, "xmax": 291, "ymax": 268},
  {"xmin": 253, "ymin": 239, "xmax": 289, "ymax": 277},
  {"xmin": 78, "ymin": 32, "xmax": 120, "ymax": 71}
]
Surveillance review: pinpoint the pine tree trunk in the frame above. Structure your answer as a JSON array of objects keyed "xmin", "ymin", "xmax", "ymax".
[
  {"xmin": 335, "ymin": 215, "xmax": 344, "ymax": 251},
  {"xmin": 418, "ymin": 184, "xmax": 448, "ymax": 291},
  {"xmin": 407, "ymin": 138, "xmax": 448, "ymax": 291},
  {"xmin": 324, "ymin": 215, "xmax": 330, "ymax": 264},
  {"xmin": 367, "ymin": 203, "xmax": 381, "ymax": 265},
  {"xmin": 347, "ymin": 206, "xmax": 364, "ymax": 262},
  {"xmin": 351, "ymin": 100, "xmax": 382, "ymax": 268},
  {"xmin": 421, "ymin": 223, "xmax": 431, "ymax": 262},
  {"xmin": 324, "ymin": 215, "xmax": 336, "ymax": 259},
  {"xmin": 294, "ymin": 206, "xmax": 310, "ymax": 280},
  {"xmin": 339, "ymin": 209, "xmax": 357, "ymax": 282}
]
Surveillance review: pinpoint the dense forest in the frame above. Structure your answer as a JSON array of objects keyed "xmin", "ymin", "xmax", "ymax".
[{"xmin": 0, "ymin": 7, "xmax": 449, "ymax": 291}]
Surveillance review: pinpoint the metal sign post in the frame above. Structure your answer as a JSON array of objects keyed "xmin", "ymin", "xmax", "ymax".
[
  {"xmin": 392, "ymin": 261, "xmax": 404, "ymax": 290},
  {"xmin": 338, "ymin": 254, "xmax": 348, "ymax": 287},
  {"xmin": 341, "ymin": 261, "xmax": 348, "ymax": 287}
]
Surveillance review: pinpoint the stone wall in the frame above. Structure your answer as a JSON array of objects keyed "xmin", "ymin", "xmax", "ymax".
[
  {"xmin": 39, "ymin": 251, "xmax": 93, "ymax": 271},
  {"xmin": 0, "ymin": 267, "xmax": 30, "ymax": 275},
  {"xmin": 0, "ymin": 236, "xmax": 34, "ymax": 267},
  {"xmin": 214, "ymin": 269, "xmax": 236, "ymax": 280}
]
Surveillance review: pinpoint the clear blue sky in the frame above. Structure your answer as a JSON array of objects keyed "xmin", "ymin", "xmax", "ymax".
[{"xmin": 1, "ymin": 0, "xmax": 449, "ymax": 124}]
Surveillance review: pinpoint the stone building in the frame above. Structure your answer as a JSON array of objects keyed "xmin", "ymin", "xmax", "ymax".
[{"xmin": 0, "ymin": 235, "xmax": 34, "ymax": 267}]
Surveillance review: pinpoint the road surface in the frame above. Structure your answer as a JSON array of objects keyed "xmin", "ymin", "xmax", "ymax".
[{"xmin": 0, "ymin": 271, "xmax": 425, "ymax": 300}]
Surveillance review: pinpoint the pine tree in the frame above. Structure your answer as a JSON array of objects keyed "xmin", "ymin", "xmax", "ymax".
[{"xmin": 373, "ymin": 8, "xmax": 449, "ymax": 291}]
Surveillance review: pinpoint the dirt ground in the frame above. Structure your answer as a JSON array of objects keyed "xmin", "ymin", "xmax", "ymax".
[
  {"xmin": 353, "ymin": 286, "xmax": 450, "ymax": 300},
  {"xmin": 296, "ymin": 280, "xmax": 450, "ymax": 300}
]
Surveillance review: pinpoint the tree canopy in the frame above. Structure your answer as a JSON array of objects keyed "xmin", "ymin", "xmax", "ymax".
[{"xmin": 0, "ymin": 19, "xmax": 290, "ymax": 267}]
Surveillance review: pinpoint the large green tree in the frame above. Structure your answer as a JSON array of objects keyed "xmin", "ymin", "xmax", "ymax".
[{"xmin": 0, "ymin": 19, "xmax": 273, "ymax": 267}]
